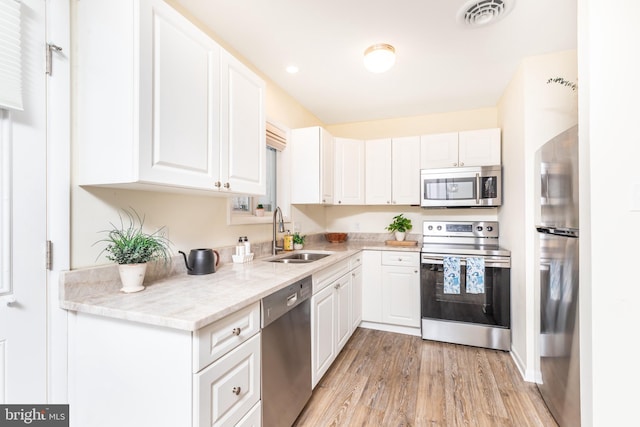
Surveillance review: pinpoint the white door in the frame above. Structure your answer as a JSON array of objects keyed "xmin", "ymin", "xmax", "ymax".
[{"xmin": 0, "ymin": 0, "xmax": 48, "ymax": 402}]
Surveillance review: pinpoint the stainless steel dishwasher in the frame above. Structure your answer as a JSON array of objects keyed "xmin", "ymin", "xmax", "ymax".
[{"xmin": 261, "ymin": 275, "xmax": 312, "ymax": 427}]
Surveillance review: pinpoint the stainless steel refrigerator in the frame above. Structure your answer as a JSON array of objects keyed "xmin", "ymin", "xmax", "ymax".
[{"xmin": 535, "ymin": 125, "xmax": 580, "ymax": 427}]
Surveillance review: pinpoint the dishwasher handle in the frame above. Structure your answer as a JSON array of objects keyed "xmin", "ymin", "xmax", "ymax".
[
  {"xmin": 287, "ymin": 293, "xmax": 298, "ymax": 307},
  {"xmin": 261, "ymin": 275, "xmax": 312, "ymax": 328}
]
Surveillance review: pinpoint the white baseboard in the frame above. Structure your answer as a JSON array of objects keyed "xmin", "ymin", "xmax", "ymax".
[
  {"xmin": 359, "ymin": 321, "xmax": 421, "ymax": 337},
  {"xmin": 510, "ymin": 346, "xmax": 539, "ymax": 383}
]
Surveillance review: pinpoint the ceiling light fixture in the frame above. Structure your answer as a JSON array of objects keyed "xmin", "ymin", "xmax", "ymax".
[
  {"xmin": 286, "ymin": 65, "xmax": 299, "ymax": 74},
  {"xmin": 363, "ymin": 44, "xmax": 396, "ymax": 73}
]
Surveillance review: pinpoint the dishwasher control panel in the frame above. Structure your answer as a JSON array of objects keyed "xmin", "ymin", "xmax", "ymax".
[{"xmin": 261, "ymin": 275, "xmax": 312, "ymax": 328}]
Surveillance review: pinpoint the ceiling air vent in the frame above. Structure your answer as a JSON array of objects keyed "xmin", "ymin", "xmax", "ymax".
[{"xmin": 457, "ymin": 0, "xmax": 515, "ymax": 27}]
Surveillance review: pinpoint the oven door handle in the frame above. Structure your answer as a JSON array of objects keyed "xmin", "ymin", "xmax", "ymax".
[{"xmin": 421, "ymin": 256, "xmax": 511, "ymax": 268}]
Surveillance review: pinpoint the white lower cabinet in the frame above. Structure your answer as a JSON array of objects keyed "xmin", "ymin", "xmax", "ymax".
[
  {"xmin": 68, "ymin": 303, "xmax": 261, "ymax": 427},
  {"xmin": 195, "ymin": 333, "xmax": 261, "ymax": 427},
  {"xmin": 311, "ymin": 254, "xmax": 361, "ymax": 388},
  {"xmin": 362, "ymin": 250, "xmax": 421, "ymax": 332},
  {"xmin": 382, "ymin": 252, "xmax": 421, "ymax": 327}
]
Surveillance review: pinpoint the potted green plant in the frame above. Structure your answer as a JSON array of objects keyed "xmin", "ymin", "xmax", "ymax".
[
  {"xmin": 96, "ymin": 209, "xmax": 171, "ymax": 293},
  {"xmin": 292, "ymin": 232, "xmax": 305, "ymax": 250},
  {"xmin": 386, "ymin": 213, "xmax": 412, "ymax": 241},
  {"xmin": 255, "ymin": 204, "xmax": 265, "ymax": 217}
]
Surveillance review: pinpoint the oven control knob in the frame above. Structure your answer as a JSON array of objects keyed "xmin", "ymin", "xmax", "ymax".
[
  {"xmin": 428, "ymin": 225, "xmax": 433, "ymax": 231},
  {"xmin": 487, "ymin": 226, "xmax": 493, "ymax": 232},
  {"xmin": 437, "ymin": 225, "xmax": 442, "ymax": 231},
  {"xmin": 476, "ymin": 226, "xmax": 483, "ymax": 232}
]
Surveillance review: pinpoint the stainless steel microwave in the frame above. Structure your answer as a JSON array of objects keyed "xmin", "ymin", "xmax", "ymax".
[{"xmin": 420, "ymin": 166, "xmax": 502, "ymax": 208}]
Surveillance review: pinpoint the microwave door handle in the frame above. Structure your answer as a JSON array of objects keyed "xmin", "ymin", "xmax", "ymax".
[{"xmin": 475, "ymin": 173, "xmax": 480, "ymax": 205}]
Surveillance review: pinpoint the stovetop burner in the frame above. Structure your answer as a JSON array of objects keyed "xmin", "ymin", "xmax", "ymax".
[{"xmin": 421, "ymin": 220, "xmax": 510, "ymax": 257}]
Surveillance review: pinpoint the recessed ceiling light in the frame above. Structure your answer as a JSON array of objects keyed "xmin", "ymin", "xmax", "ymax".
[
  {"xmin": 363, "ymin": 44, "xmax": 396, "ymax": 73},
  {"xmin": 286, "ymin": 65, "xmax": 299, "ymax": 74}
]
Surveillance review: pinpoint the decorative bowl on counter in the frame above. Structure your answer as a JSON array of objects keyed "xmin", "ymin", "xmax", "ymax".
[{"xmin": 325, "ymin": 232, "xmax": 348, "ymax": 243}]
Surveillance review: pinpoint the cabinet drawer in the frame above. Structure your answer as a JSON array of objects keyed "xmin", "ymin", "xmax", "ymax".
[
  {"xmin": 193, "ymin": 302, "xmax": 260, "ymax": 373},
  {"xmin": 349, "ymin": 252, "xmax": 363, "ymax": 270},
  {"xmin": 381, "ymin": 251, "xmax": 419, "ymax": 267},
  {"xmin": 194, "ymin": 333, "xmax": 261, "ymax": 427},
  {"xmin": 236, "ymin": 401, "xmax": 261, "ymax": 427},
  {"xmin": 313, "ymin": 259, "xmax": 349, "ymax": 294}
]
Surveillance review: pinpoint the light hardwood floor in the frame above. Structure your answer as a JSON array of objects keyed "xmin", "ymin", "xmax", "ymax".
[{"xmin": 295, "ymin": 328, "xmax": 558, "ymax": 427}]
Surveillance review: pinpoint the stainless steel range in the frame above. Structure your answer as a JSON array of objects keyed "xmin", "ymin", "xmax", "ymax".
[{"xmin": 420, "ymin": 220, "xmax": 511, "ymax": 351}]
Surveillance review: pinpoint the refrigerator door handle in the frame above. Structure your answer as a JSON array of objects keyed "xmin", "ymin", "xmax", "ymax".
[{"xmin": 536, "ymin": 226, "xmax": 579, "ymax": 238}]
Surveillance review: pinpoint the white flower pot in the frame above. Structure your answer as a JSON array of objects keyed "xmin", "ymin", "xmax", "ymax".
[
  {"xmin": 255, "ymin": 208, "xmax": 265, "ymax": 217},
  {"xmin": 394, "ymin": 231, "xmax": 406, "ymax": 241},
  {"xmin": 118, "ymin": 263, "xmax": 147, "ymax": 293},
  {"xmin": 294, "ymin": 243, "xmax": 304, "ymax": 250}
]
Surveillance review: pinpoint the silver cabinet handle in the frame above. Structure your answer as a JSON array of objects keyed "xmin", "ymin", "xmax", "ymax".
[
  {"xmin": 453, "ymin": 162, "xmax": 457, "ymax": 167},
  {"xmin": 334, "ymin": 283, "xmax": 341, "ymax": 290},
  {"xmin": 232, "ymin": 327, "xmax": 242, "ymax": 336},
  {"xmin": 460, "ymin": 162, "xmax": 464, "ymax": 166},
  {"xmin": 214, "ymin": 181, "xmax": 221, "ymax": 188},
  {"xmin": 224, "ymin": 182, "xmax": 230, "ymax": 189},
  {"xmin": 232, "ymin": 386, "xmax": 241, "ymax": 395}
]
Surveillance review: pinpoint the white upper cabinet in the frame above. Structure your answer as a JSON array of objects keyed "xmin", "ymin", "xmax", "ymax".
[
  {"xmin": 291, "ymin": 126, "xmax": 334, "ymax": 204},
  {"xmin": 334, "ymin": 138, "xmax": 365, "ymax": 205},
  {"xmin": 77, "ymin": 0, "xmax": 265, "ymax": 195},
  {"xmin": 220, "ymin": 51, "xmax": 266, "ymax": 195},
  {"xmin": 365, "ymin": 136, "xmax": 420, "ymax": 205},
  {"xmin": 421, "ymin": 128, "xmax": 501, "ymax": 169}
]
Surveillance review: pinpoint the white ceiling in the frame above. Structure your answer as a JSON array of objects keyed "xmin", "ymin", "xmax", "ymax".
[{"xmin": 174, "ymin": 0, "xmax": 577, "ymax": 125}]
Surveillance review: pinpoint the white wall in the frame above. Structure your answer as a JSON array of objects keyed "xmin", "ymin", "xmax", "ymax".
[
  {"xmin": 579, "ymin": 1, "xmax": 640, "ymax": 425},
  {"xmin": 497, "ymin": 50, "xmax": 578, "ymax": 381}
]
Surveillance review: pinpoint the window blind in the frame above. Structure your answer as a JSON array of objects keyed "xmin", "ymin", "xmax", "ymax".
[
  {"xmin": 266, "ymin": 121, "xmax": 287, "ymax": 151},
  {"xmin": 0, "ymin": 0, "xmax": 22, "ymax": 111}
]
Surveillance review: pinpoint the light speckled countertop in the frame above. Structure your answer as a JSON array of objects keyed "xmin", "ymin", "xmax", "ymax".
[{"xmin": 60, "ymin": 240, "xmax": 420, "ymax": 332}]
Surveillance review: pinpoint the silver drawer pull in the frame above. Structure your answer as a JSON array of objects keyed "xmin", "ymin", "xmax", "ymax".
[
  {"xmin": 232, "ymin": 327, "xmax": 242, "ymax": 336},
  {"xmin": 232, "ymin": 386, "xmax": 241, "ymax": 395}
]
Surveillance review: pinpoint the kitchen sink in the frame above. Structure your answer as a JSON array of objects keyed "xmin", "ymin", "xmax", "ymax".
[{"xmin": 267, "ymin": 252, "xmax": 332, "ymax": 264}]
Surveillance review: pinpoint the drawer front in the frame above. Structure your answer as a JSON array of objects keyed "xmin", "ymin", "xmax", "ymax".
[
  {"xmin": 236, "ymin": 401, "xmax": 261, "ymax": 427},
  {"xmin": 313, "ymin": 258, "xmax": 349, "ymax": 294},
  {"xmin": 193, "ymin": 302, "xmax": 260, "ymax": 373},
  {"xmin": 195, "ymin": 333, "xmax": 261, "ymax": 427},
  {"xmin": 349, "ymin": 252, "xmax": 363, "ymax": 270},
  {"xmin": 381, "ymin": 251, "xmax": 419, "ymax": 267}
]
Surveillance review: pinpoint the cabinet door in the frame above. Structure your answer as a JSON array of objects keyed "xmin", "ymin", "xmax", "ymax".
[
  {"xmin": 311, "ymin": 284, "xmax": 336, "ymax": 388},
  {"xmin": 381, "ymin": 265, "xmax": 420, "ymax": 327},
  {"xmin": 220, "ymin": 50, "xmax": 266, "ymax": 195},
  {"xmin": 362, "ymin": 251, "xmax": 383, "ymax": 322},
  {"xmin": 320, "ymin": 127, "xmax": 335, "ymax": 204},
  {"xmin": 351, "ymin": 265, "xmax": 363, "ymax": 330},
  {"xmin": 291, "ymin": 127, "xmax": 320, "ymax": 204},
  {"xmin": 334, "ymin": 138, "xmax": 365, "ymax": 205},
  {"xmin": 195, "ymin": 334, "xmax": 261, "ymax": 427},
  {"xmin": 420, "ymin": 132, "xmax": 459, "ymax": 168},
  {"xmin": 458, "ymin": 128, "xmax": 501, "ymax": 167},
  {"xmin": 139, "ymin": 0, "xmax": 222, "ymax": 188},
  {"xmin": 392, "ymin": 136, "xmax": 421, "ymax": 205},
  {"xmin": 335, "ymin": 273, "xmax": 352, "ymax": 352},
  {"xmin": 365, "ymin": 139, "xmax": 392, "ymax": 204}
]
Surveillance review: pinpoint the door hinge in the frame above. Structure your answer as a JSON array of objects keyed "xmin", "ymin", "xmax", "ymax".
[
  {"xmin": 46, "ymin": 43, "xmax": 62, "ymax": 76},
  {"xmin": 46, "ymin": 240, "xmax": 52, "ymax": 270}
]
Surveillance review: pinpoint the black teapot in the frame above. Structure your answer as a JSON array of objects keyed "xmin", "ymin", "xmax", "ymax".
[{"xmin": 178, "ymin": 248, "xmax": 220, "ymax": 275}]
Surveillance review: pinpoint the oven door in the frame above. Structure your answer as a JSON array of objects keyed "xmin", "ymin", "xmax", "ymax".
[{"xmin": 420, "ymin": 254, "xmax": 510, "ymax": 327}]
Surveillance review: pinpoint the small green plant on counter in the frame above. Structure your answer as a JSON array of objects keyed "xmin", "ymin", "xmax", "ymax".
[
  {"xmin": 386, "ymin": 214, "xmax": 413, "ymax": 233},
  {"xmin": 95, "ymin": 209, "xmax": 171, "ymax": 265},
  {"xmin": 292, "ymin": 232, "xmax": 305, "ymax": 245},
  {"xmin": 256, "ymin": 204, "xmax": 264, "ymax": 209}
]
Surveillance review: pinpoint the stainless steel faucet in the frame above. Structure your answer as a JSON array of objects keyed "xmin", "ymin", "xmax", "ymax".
[{"xmin": 272, "ymin": 206, "xmax": 285, "ymax": 255}]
